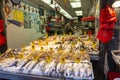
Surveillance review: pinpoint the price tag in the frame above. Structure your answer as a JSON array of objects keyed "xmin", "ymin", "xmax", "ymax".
[
  {"xmin": 60, "ymin": 57, "xmax": 66, "ymax": 64},
  {"xmin": 80, "ymin": 49, "xmax": 85, "ymax": 54},
  {"xmin": 50, "ymin": 47, "xmax": 53, "ymax": 52},
  {"xmin": 9, "ymin": 53, "xmax": 14, "ymax": 58},
  {"xmin": 31, "ymin": 45, "xmax": 35, "ymax": 51},
  {"xmin": 39, "ymin": 41, "xmax": 42, "ymax": 46},
  {"xmin": 31, "ymin": 42, "xmax": 35, "ymax": 50},
  {"xmin": 75, "ymin": 57, "xmax": 81, "ymax": 63},
  {"xmin": 46, "ymin": 41, "xmax": 48, "ymax": 45},
  {"xmin": 71, "ymin": 42, "xmax": 75, "ymax": 47},
  {"xmin": 46, "ymin": 33, "xmax": 48, "ymax": 39},
  {"xmin": 21, "ymin": 45, "xmax": 25, "ymax": 52},
  {"xmin": 92, "ymin": 43, "xmax": 96, "ymax": 49},
  {"xmin": 63, "ymin": 32, "xmax": 66, "ymax": 37},
  {"xmin": 46, "ymin": 55, "xmax": 52, "ymax": 63},
  {"xmin": 54, "ymin": 31, "xmax": 57, "ymax": 36},
  {"xmin": 84, "ymin": 31, "xmax": 86, "ymax": 35},
  {"xmin": 59, "ymin": 48, "xmax": 63, "ymax": 53},
  {"xmin": 18, "ymin": 53, "xmax": 24, "ymax": 59},
  {"xmin": 69, "ymin": 32, "xmax": 72, "ymax": 36},
  {"xmin": 41, "ymin": 47, "xmax": 44, "ymax": 52},
  {"xmin": 34, "ymin": 54, "xmax": 41, "ymax": 61},
  {"xmin": 25, "ymin": 52, "xmax": 33, "ymax": 60},
  {"xmin": 69, "ymin": 50, "xmax": 72, "ymax": 53}
]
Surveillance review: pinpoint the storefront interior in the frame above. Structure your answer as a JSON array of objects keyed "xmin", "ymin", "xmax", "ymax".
[{"xmin": 0, "ymin": 0, "xmax": 120, "ymax": 80}]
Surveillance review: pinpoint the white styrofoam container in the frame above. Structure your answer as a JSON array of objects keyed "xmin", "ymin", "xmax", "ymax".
[{"xmin": 111, "ymin": 50, "xmax": 120, "ymax": 65}]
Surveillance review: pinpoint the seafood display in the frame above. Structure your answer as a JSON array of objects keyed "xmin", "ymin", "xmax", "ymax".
[{"xmin": 0, "ymin": 35, "xmax": 96, "ymax": 79}]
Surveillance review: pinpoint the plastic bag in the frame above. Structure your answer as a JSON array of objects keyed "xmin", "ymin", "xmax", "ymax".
[
  {"xmin": 97, "ymin": 29, "xmax": 113, "ymax": 43},
  {"xmin": 0, "ymin": 20, "xmax": 4, "ymax": 33},
  {"xmin": 100, "ymin": 5, "xmax": 116, "ymax": 24},
  {"xmin": 0, "ymin": 34, "xmax": 6, "ymax": 46}
]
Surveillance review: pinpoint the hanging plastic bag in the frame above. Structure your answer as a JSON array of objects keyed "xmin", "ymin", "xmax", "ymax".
[
  {"xmin": 97, "ymin": 29, "xmax": 113, "ymax": 43},
  {"xmin": 100, "ymin": 5, "xmax": 116, "ymax": 24},
  {"xmin": 0, "ymin": 20, "xmax": 4, "ymax": 33},
  {"xmin": 100, "ymin": 23, "xmax": 115, "ymax": 30},
  {"xmin": 0, "ymin": 34, "xmax": 6, "ymax": 46}
]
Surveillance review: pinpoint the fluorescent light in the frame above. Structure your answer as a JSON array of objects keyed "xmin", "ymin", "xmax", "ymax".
[
  {"xmin": 112, "ymin": 1, "xmax": 120, "ymax": 7},
  {"xmin": 76, "ymin": 13, "xmax": 83, "ymax": 16},
  {"xmin": 75, "ymin": 11, "xmax": 83, "ymax": 16},
  {"xmin": 70, "ymin": 2, "xmax": 81, "ymax": 8},
  {"xmin": 75, "ymin": 11, "xmax": 82, "ymax": 14},
  {"xmin": 42, "ymin": 0, "xmax": 72, "ymax": 19},
  {"xmin": 41, "ymin": 0, "xmax": 52, "ymax": 4}
]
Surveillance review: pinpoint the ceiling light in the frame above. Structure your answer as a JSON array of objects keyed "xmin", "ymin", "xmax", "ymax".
[
  {"xmin": 75, "ymin": 11, "xmax": 83, "ymax": 16},
  {"xmin": 76, "ymin": 13, "xmax": 83, "ymax": 16},
  {"xmin": 112, "ymin": 0, "xmax": 120, "ymax": 7},
  {"xmin": 41, "ymin": 0, "xmax": 52, "ymax": 4},
  {"xmin": 70, "ymin": 2, "xmax": 81, "ymax": 8},
  {"xmin": 42, "ymin": 0, "xmax": 72, "ymax": 19},
  {"xmin": 75, "ymin": 11, "xmax": 82, "ymax": 14}
]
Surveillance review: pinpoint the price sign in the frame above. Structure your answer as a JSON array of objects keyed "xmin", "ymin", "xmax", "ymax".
[
  {"xmin": 54, "ymin": 31, "xmax": 57, "ymax": 36},
  {"xmin": 21, "ymin": 45, "xmax": 25, "ymax": 52},
  {"xmin": 84, "ymin": 31, "xmax": 86, "ymax": 35},
  {"xmin": 34, "ymin": 54, "xmax": 41, "ymax": 61},
  {"xmin": 59, "ymin": 48, "xmax": 63, "ymax": 53},
  {"xmin": 41, "ymin": 47, "xmax": 44, "ymax": 52},
  {"xmin": 31, "ymin": 42, "xmax": 35, "ymax": 50},
  {"xmin": 80, "ymin": 49, "xmax": 85, "ymax": 54},
  {"xmin": 71, "ymin": 42, "xmax": 75, "ymax": 47},
  {"xmin": 18, "ymin": 53, "xmax": 24, "ymax": 59},
  {"xmin": 9, "ymin": 53, "xmax": 14, "ymax": 58},
  {"xmin": 31, "ymin": 45, "xmax": 35, "ymax": 51},
  {"xmin": 46, "ymin": 41, "xmax": 48, "ymax": 45},
  {"xmin": 46, "ymin": 33, "xmax": 48, "ymax": 39},
  {"xmin": 46, "ymin": 55, "xmax": 52, "ymax": 63},
  {"xmin": 50, "ymin": 47, "xmax": 53, "ymax": 52},
  {"xmin": 75, "ymin": 57, "xmax": 81, "ymax": 63},
  {"xmin": 92, "ymin": 42, "xmax": 96, "ymax": 49},
  {"xmin": 60, "ymin": 57, "xmax": 66, "ymax": 64},
  {"xmin": 63, "ymin": 32, "xmax": 66, "ymax": 37},
  {"xmin": 39, "ymin": 41, "xmax": 42, "ymax": 46},
  {"xmin": 69, "ymin": 32, "xmax": 72, "ymax": 36}
]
